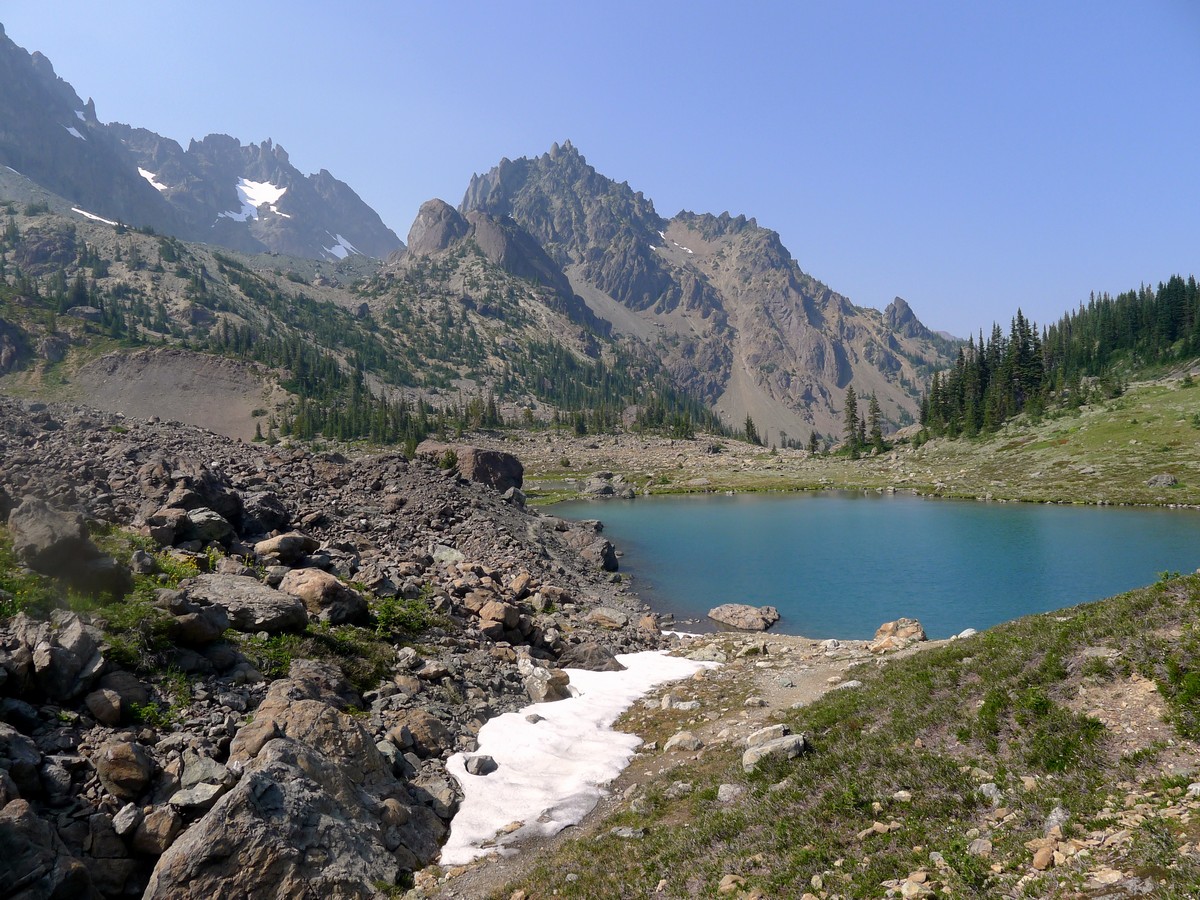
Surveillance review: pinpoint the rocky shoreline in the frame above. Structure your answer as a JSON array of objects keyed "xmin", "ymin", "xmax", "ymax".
[{"xmin": 0, "ymin": 396, "xmax": 681, "ymax": 898}]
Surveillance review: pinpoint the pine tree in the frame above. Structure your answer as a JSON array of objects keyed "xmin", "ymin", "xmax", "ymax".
[
  {"xmin": 868, "ymin": 393, "xmax": 884, "ymax": 453},
  {"xmin": 744, "ymin": 414, "xmax": 761, "ymax": 446},
  {"xmin": 844, "ymin": 387, "xmax": 860, "ymax": 459}
]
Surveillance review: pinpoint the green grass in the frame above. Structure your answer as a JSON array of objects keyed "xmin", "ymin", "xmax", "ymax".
[{"xmin": 495, "ymin": 576, "xmax": 1200, "ymax": 898}]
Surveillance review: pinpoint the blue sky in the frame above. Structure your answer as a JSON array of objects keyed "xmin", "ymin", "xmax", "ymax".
[{"xmin": 3, "ymin": 2, "xmax": 1197, "ymax": 336}]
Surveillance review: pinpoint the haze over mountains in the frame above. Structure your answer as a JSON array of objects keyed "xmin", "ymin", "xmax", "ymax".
[
  {"xmin": 0, "ymin": 24, "xmax": 956, "ymax": 439},
  {"xmin": 0, "ymin": 24, "xmax": 402, "ymax": 261}
]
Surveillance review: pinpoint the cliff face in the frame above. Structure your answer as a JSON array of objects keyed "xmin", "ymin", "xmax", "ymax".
[{"xmin": 463, "ymin": 142, "xmax": 955, "ymax": 440}]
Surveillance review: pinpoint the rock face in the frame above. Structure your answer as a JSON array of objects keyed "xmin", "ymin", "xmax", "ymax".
[
  {"xmin": 416, "ymin": 442, "xmax": 524, "ymax": 493},
  {"xmin": 462, "ymin": 141, "xmax": 956, "ymax": 439},
  {"xmin": 707, "ymin": 603, "xmax": 781, "ymax": 631}
]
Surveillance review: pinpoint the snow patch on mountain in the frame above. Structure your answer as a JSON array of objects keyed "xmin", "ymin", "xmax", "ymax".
[
  {"xmin": 71, "ymin": 207, "xmax": 118, "ymax": 226},
  {"xmin": 220, "ymin": 178, "xmax": 288, "ymax": 221},
  {"xmin": 63, "ymin": 125, "xmax": 86, "ymax": 141},
  {"xmin": 138, "ymin": 168, "xmax": 168, "ymax": 192},
  {"xmin": 74, "ymin": 109, "xmax": 86, "ymax": 122},
  {"xmin": 323, "ymin": 233, "xmax": 359, "ymax": 260}
]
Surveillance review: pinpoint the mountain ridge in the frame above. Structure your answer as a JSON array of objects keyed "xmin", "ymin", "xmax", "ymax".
[
  {"xmin": 462, "ymin": 141, "xmax": 956, "ymax": 440},
  {"xmin": 0, "ymin": 25, "xmax": 401, "ymax": 261}
]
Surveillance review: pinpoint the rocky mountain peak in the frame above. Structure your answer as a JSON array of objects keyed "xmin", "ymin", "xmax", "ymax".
[
  {"xmin": 406, "ymin": 199, "xmax": 469, "ymax": 255},
  {"xmin": 883, "ymin": 296, "xmax": 934, "ymax": 340},
  {"xmin": 0, "ymin": 29, "xmax": 401, "ymax": 262}
]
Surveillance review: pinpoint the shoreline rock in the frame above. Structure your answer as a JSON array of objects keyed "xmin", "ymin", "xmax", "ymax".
[{"xmin": 707, "ymin": 603, "xmax": 781, "ymax": 631}]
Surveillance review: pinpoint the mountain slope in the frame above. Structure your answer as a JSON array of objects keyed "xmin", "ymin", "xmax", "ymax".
[
  {"xmin": 0, "ymin": 24, "xmax": 401, "ymax": 261},
  {"xmin": 463, "ymin": 141, "xmax": 956, "ymax": 440}
]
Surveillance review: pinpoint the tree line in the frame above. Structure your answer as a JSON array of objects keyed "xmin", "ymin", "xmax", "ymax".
[{"xmin": 922, "ymin": 275, "xmax": 1198, "ymax": 438}]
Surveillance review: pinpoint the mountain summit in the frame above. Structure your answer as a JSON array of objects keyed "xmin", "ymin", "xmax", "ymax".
[
  {"xmin": 463, "ymin": 141, "xmax": 954, "ymax": 440},
  {"xmin": 0, "ymin": 25, "xmax": 401, "ymax": 260}
]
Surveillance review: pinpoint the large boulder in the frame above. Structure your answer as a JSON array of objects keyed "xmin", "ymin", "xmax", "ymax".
[
  {"xmin": 707, "ymin": 603, "xmax": 781, "ymax": 631},
  {"xmin": 742, "ymin": 730, "xmax": 810, "ymax": 772},
  {"xmin": 254, "ymin": 532, "xmax": 319, "ymax": 566},
  {"xmin": 7, "ymin": 497, "xmax": 99, "ymax": 575},
  {"xmin": 868, "ymin": 617, "xmax": 927, "ymax": 653},
  {"xmin": 558, "ymin": 641, "xmax": 626, "ymax": 672},
  {"xmin": 95, "ymin": 741, "xmax": 153, "ymax": 802},
  {"xmin": 241, "ymin": 491, "xmax": 291, "ymax": 534},
  {"xmin": 416, "ymin": 442, "xmax": 524, "ymax": 493},
  {"xmin": 517, "ymin": 655, "xmax": 572, "ymax": 703},
  {"xmin": 278, "ymin": 568, "xmax": 368, "ymax": 625},
  {"xmin": 0, "ymin": 799, "xmax": 100, "ymax": 900},
  {"xmin": 146, "ymin": 661, "xmax": 441, "ymax": 897},
  {"xmin": 580, "ymin": 538, "xmax": 618, "ymax": 572},
  {"xmin": 182, "ymin": 574, "xmax": 308, "ymax": 634}
]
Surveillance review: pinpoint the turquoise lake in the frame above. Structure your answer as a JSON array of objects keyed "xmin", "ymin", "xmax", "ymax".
[{"xmin": 554, "ymin": 492, "xmax": 1200, "ymax": 639}]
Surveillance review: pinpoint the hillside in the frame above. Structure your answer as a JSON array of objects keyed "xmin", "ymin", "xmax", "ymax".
[{"xmin": 0, "ymin": 181, "xmax": 718, "ymax": 445}]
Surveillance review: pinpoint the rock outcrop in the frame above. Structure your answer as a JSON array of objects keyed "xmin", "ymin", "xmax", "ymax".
[{"xmin": 707, "ymin": 603, "xmax": 781, "ymax": 631}]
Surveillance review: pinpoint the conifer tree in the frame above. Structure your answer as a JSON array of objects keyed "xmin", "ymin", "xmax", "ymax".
[
  {"xmin": 868, "ymin": 393, "xmax": 884, "ymax": 453},
  {"xmin": 844, "ymin": 387, "xmax": 860, "ymax": 459}
]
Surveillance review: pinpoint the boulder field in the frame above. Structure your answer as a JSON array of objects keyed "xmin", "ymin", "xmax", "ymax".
[{"xmin": 0, "ymin": 396, "xmax": 668, "ymax": 898}]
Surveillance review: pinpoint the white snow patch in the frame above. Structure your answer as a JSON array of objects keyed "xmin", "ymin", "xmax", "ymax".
[
  {"xmin": 137, "ymin": 168, "xmax": 168, "ymax": 192},
  {"xmin": 63, "ymin": 125, "xmax": 86, "ymax": 141},
  {"xmin": 74, "ymin": 109, "xmax": 86, "ymax": 122},
  {"xmin": 71, "ymin": 207, "xmax": 118, "ymax": 226},
  {"xmin": 649, "ymin": 245, "xmax": 658, "ymax": 251},
  {"xmin": 439, "ymin": 650, "xmax": 716, "ymax": 865},
  {"xmin": 4, "ymin": 166, "xmax": 20, "ymax": 176},
  {"xmin": 658, "ymin": 230, "xmax": 666, "ymax": 240},
  {"xmin": 323, "ymin": 233, "xmax": 359, "ymax": 259},
  {"xmin": 682, "ymin": 245, "xmax": 694, "ymax": 254},
  {"xmin": 219, "ymin": 178, "xmax": 288, "ymax": 221}
]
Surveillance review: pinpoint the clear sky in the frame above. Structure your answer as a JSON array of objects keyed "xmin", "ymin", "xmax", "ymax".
[{"xmin": 3, "ymin": 2, "xmax": 1197, "ymax": 336}]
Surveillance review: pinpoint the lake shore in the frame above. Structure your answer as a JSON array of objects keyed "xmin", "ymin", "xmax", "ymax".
[{"xmin": 469, "ymin": 377, "xmax": 1200, "ymax": 510}]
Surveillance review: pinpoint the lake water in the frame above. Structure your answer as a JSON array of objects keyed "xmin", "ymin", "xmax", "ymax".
[{"xmin": 554, "ymin": 492, "xmax": 1200, "ymax": 639}]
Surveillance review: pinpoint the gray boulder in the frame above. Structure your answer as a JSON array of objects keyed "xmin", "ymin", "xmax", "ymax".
[
  {"xmin": 708, "ymin": 603, "xmax": 781, "ymax": 631},
  {"xmin": 517, "ymin": 655, "xmax": 571, "ymax": 703},
  {"xmin": 1148, "ymin": 473, "xmax": 1179, "ymax": 487},
  {"xmin": 145, "ymin": 661, "xmax": 441, "ymax": 897},
  {"xmin": 7, "ymin": 497, "xmax": 99, "ymax": 575},
  {"xmin": 558, "ymin": 641, "xmax": 626, "ymax": 672},
  {"xmin": 415, "ymin": 442, "xmax": 524, "ymax": 493},
  {"xmin": 742, "ymin": 733, "xmax": 810, "ymax": 772},
  {"xmin": 182, "ymin": 507, "xmax": 233, "ymax": 544},
  {"xmin": 183, "ymin": 574, "xmax": 308, "ymax": 633},
  {"xmin": 278, "ymin": 568, "xmax": 368, "ymax": 625},
  {"xmin": 0, "ymin": 799, "xmax": 100, "ymax": 899}
]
